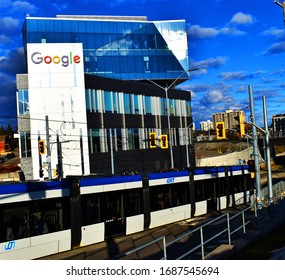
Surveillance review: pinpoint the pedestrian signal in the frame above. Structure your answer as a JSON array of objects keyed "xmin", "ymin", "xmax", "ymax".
[
  {"xmin": 160, "ymin": 134, "xmax": 168, "ymax": 149},
  {"xmin": 216, "ymin": 122, "xmax": 226, "ymax": 139}
]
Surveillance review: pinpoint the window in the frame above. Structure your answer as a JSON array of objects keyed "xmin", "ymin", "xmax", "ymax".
[
  {"xmin": 104, "ymin": 91, "xmax": 113, "ymax": 113},
  {"xmin": 150, "ymin": 182, "xmax": 190, "ymax": 211},
  {"xmin": 81, "ymin": 195, "xmax": 101, "ymax": 225},
  {"xmin": 18, "ymin": 90, "xmax": 29, "ymax": 115},
  {"xmin": 0, "ymin": 199, "xmax": 68, "ymax": 242},
  {"xmin": 88, "ymin": 129, "xmax": 101, "ymax": 153},
  {"xmin": 124, "ymin": 94, "xmax": 131, "ymax": 114},
  {"xmin": 144, "ymin": 96, "xmax": 152, "ymax": 115},
  {"xmin": 20, "ymin": 132, "xmax": 31, "ymax": 158}
]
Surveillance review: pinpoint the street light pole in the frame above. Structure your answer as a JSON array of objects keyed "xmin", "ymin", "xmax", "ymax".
[
  {"xmin": 164, "ymin": 86, "xmax": 174, "ymax": 169},
  {"xmin": 148, "ymin": 68, "xmax": 199, "ymax": 169}
]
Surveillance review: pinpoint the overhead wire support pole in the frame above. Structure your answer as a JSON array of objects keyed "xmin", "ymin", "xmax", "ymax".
[
  {"xmin": 248, "ymin": 85, "xmax": 262, "ymax": 210},
  {"xmin": 262, "ymin": 95, "xmax": 274, "ymax": 205},
  {"xmin": 45, "ymin": 115, "xmax": 52, "ymax": 180}
]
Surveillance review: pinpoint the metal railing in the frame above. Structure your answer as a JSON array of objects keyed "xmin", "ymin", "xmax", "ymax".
[{"xmin": 163, "ymin": 205, "xmax": 254, "ymax": 260}]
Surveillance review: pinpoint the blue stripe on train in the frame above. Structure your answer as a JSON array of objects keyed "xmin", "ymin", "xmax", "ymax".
[{"xmin": 0, "ymin": 180, "xmax": 66, "ymax": 195}]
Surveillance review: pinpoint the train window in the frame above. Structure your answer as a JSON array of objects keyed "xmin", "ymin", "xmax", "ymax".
[
  {"xmin": 194, "ymin": 181, "xmax": 205, "ymax": 202},
  {"xmin": 0, "ymin": 198, "xmax": 69, "ymax": 242},
  {"xmin": 150, "ymin": 182, "xmax": 190, "ymax": 211},
  {"xmin": 216, "ymin": 179, "xmax": 227, "ymax": 197},
  {"xmin": 81, "ymin": 195, "xmax": 102, "ymax": 225},
  {"xmin": 229, "ymin": 175, "xmax": 244, "ymax": 194},
  {"xmin": 195, "ymin": 180, "xmax": 216, "ymax": 201},
  {"xmin": 1, "ymin": 206, "xmax": 29, "ymax": 242},
  {"xmin": 150, "ymin": 185, "xmax": 171, "ymax": 211},
  {"xmin": 30, "ymin": 200, "xmax": 68, "ymax": 236},
  {"xmin": 125, "ymin": 189, "xmax": 143, "ymax": 216}
]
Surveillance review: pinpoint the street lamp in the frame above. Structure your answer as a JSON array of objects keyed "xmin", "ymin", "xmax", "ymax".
[{"xmin": 147, "ymin": 68, "xmax": 200, "ymax": 169}]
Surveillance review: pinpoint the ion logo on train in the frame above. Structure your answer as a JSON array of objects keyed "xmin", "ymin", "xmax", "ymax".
[{"xmin": 4, "ymin": 241, "xmax": 16, "ymax": 251}]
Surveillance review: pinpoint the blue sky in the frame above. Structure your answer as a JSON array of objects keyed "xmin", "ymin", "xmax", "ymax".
[{"xmin": 0, "ymin": 0, "xmax": 285, "ymax": 130}]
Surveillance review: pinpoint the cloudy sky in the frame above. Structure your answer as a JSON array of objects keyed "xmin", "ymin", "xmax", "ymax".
[{"xmin": 0, "ymin": 0, "xmax": 285, "ymax": 129}]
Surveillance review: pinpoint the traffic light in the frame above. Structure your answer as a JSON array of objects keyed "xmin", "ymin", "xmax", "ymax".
[
  {"xmin": 38, "ymin": 140, "xmax": 46, "ymax": 155},
  {"xmin": 160, "ymin": 134, "xmax": 168, "ymax": 149},
  {"xmin": 247, "ymin": 159, "xmax": 255, "ymax": 178},
  {"xmin": 149, "ymin": 132, "xmax": 157, "ymax": 148},
  {"xmin": 234, "ymin": 112, "xmax": 245, "ymax": 138},
  {"xmin": 247, "ymin": 159, "xmax": 255, "ymax": 172},
  {"xmin": 216, "ymin": 122, "xmax": 226, "ymax": 139}
]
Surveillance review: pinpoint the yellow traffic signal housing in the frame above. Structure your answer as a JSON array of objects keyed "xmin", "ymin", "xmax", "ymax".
[
  {"xmin": 149, "ymin": 132, "xmax": 157, "ymax": 148},
  {"xmin": 216, "ymin": 122, "xmax": 226, "ymax": 139},
  {"xmin": 160, "ymin": 134, "xmax": 168, "ymax": 149},
  {"xmin": 38, "ymin": 140, "xmax": 46, "ymax": 155},
  {"xmin": 234, "ymin": 112, "xmax": 245, "ymax": 138}
]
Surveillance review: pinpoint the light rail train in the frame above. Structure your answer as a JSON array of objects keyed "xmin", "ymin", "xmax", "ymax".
[{"xmin": 0, "ymin": 165, "xmax": 252, "ymax": 259}]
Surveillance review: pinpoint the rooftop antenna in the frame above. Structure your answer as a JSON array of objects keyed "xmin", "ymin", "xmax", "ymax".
[{"xmin": 274, "ymin": 1, "xmax": 285, "ymax": 25}]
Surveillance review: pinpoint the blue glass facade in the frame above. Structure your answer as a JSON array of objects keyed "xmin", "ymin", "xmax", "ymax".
[
  {"xmin": 22, "ymin": 16, "xmax": 189, "ymax": 81},
  {"xmin": 18, "ymin": 15, "xmax": 194, "ymax": 175}
]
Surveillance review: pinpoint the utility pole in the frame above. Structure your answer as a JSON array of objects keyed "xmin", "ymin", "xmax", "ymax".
[
  {"xmin": 109, "ymin": 128, "xmax": 114, "ymax": 175},
  {"xmin": 45, "ymin": 115, "xmax": 52, "ymax": 180},
  {"xmin": 56, "ymin": 133, "xmax": 63, "ymax": 180},
  {"xmin": 80, "ymin": 128, "xmax": 85, "ymax": 175},
  {"xmin": 248, "ymin": 85, "xmax": 262, "ymax": 209},
  {"xmin": 262, "ymin": 95, "xmax": 274, "ymax": 205}
]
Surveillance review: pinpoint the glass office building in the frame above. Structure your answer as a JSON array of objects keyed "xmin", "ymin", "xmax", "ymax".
[
  {"xmin": 17, "ymin": 15, "xmax": 194, "ymax": 179},
  {"xmin": 22, "ymin": 15, "xmax": 189, "ymax": 82}
]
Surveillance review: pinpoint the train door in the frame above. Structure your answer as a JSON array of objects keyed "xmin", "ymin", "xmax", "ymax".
[
  {"xmin": 104, "ymin": 191, "xmax": 126, "ymax": 238},
  {"xmin": 205, "ymin": 180, "xmax": 217, "ymax": 212}
]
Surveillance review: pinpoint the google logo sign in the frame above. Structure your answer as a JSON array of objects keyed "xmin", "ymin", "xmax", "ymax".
[{"xmin": 31, "ymin": 51, "xmax": 81, "ymax": 67}]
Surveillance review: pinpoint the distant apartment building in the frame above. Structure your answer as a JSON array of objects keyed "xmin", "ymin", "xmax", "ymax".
[
  {"xmin": 199, "ymin": 120, "xmax": 213, "ymax": 131},
  {"xmin": 212, "ymin": 110, "xmax": 245, "ymax": 131},
  {"xmin": 272, "ymin": 114, "xmax": 285, "ymax": 136}
]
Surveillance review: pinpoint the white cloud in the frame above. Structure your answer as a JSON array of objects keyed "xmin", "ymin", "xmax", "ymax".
[
  {"xmin": 11, "ymin": 1, "xmax": 38, "ymax": 13},
  {"xmin": 187, "ymin": 24, "xmax": 246, "ymax": 39},
  {"xmin": 230, "ymin": 12, "xmax": 255, "ymax": 25},
  {"xmin": 262, "ymin": 27, "xmax": 285, "ymax": 42},
  {"xmin": 191, "ymin": 56, "xmax": 227, "ymax": 70},
  {"xmin": 187, "ymin": 25, "xmax": 218, "ymax": 39}
]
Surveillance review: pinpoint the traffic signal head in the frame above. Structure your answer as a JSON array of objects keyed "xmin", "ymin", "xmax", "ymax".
[
  {"xmin": 247, "ymin": 159, "xmax": 255, "ymax": 172},
  {"xmin": 160, "ymin": 134, "xmax": 168, "ymax": 149},
  {"xmin": 149, "ymin": 132, "xmax": 157, "ymax": 148},
  {"xmin": 234, "ymin": 113, "xmax": 245, "ymax": 138},
  {"xmin": 38, "ymin": 140, "xmax": 46, "ymax": 155},
  {"xmin": 216, "ymin": 122, "xmax": 226, "ymax": 139}
]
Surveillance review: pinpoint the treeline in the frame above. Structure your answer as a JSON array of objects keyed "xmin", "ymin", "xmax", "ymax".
[{"xmin": 0, "ymin": 123, "xmax": 18, "ymax": 150}]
